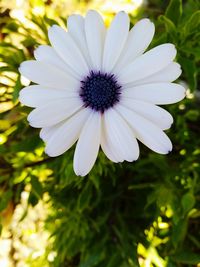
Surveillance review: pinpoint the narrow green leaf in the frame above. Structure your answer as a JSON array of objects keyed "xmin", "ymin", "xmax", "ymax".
[
  {"xmin": 28, "ymin": 191, "xmax": 39, "ymax": 206},
  {"xmin": 13, "ymin": 75, "xmax": 22, "ymax": 102},
  {"xmin": 77, "ymin": 183, "xmax": 92, "ymax": 211},
  {"xmin": 172, "ymin": 218, "xmax": 188, "ymax": 248},
  {"xmin": 159, "ymin": 15, "xmax": 177, "ymax": 39},
  {"xmin": 172, "ymin": 250, "xmax": 200, "ymax": 264},
  {"xmin": 31, "ymin": 175, "xmax": 43, "ymax": 199},
  {"xmin": 181, "ymin": 192, "xmax": 195, "ymax": 215},
  {"xmin": 179, "ymin": 57, "xmax": 197, "ymax": 91},
  {"xmin": 11, "ymin": 134, "xmax": 42, "ymax": 152},
  {"xmin": 185, "ymin": 110, "xmax": 200, "ymax": 122},
  {"xmin": 79, "ymin": 252, "xmax": 103, "ymax": 267},
  {"xmin": 0, "ymin": 190, "xmax": 13, "ymax": 212},
  {"xmin": 165, "ymin": 0, "xmax": 182, "ymax": 25},
  {"xmin": 107, "ymin": 254, "xmax": 122, "ymax": 267},
  {"xmin": 184, "ymin": 10, "xmax": 200, "ymax": 36}
]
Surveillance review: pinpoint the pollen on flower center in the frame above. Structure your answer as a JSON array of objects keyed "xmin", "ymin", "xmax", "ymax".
[{"xmin": 79, "ymin": 71, "xmax": 122, "ymax": 113}]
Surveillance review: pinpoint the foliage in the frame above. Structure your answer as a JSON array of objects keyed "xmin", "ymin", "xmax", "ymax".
[{"xmin": 0, "ymin": 0, "xmax": 200, "ymax": 266}]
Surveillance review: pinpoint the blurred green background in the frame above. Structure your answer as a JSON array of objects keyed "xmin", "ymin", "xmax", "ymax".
[{"xmin": 0, "ymin": 0, "xmax": 200, "ymax": 266}]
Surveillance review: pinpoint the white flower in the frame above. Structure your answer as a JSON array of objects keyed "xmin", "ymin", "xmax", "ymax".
[{"xmin": 19, "ymin": 10, "xmax": 185, "ymax": 176}]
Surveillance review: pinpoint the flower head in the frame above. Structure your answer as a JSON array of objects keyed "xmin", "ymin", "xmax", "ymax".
[{"xmin": 19, "ymin": 10, "xmax": 185, "ymax": 176}]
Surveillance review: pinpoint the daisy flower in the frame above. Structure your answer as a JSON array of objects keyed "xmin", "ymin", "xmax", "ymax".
[{"xmin": 19, "ymin": 10, "xmax": 185, "ymax": 176}]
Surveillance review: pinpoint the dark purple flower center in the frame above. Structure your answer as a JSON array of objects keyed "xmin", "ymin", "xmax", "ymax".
[{"xmin": 79, "ymin": 71, "xmax": 122, "ymax": 113}]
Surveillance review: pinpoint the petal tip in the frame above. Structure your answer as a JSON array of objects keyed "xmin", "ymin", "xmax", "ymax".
[
  {"xmin": 86, "ymin": 9, "xmax": 100, "ymax": 17},
  {"xmin": 18, "ymin": 62, "xmax": 25, "ymax": 74},
  {"xmin": 27, "ymin": 116, "xmax": 38, "ymax": 128},
  {"xmin": 33, "ymin": 47, "xmax": 40, "ymax": 59},
  {"xmin": 178, "ymin": 84, "xmax": 187, "ymax": 100},
  {"xmin": 74, "ymin": 168, "xmax": 88, "ymax": 177},
  {"xmin": 27, "ymin": 120, "xmax": 36, "ymax": 128},
  {"xmin": 39, "ymin": 131, "xmax": 45, "ymax": 140},
  {"xmin": 51, "ymin": 24, "xmax": 59, "ymax": 29},
  {"xmin": 18, "ymin": 92, "xmax": 24, "ymax": 103},
  {"xmin": 118, "ymin": 10, "xmax": 126, "ymax": 14},
  {"xmin": 168, "ymin": 147, "xmax": 172, "ymax": 153},
  {"xmin": 163, "ymin": 43, "xmax": 177, "ymax": 57},
  {"xmin": 115, "ymin": 10, "xmax": 129, "ymax": 20},
  {"xmin": 18, "ymin": 66, "xmax": 22, "ymax": 74},
  {"xmin": 166, "ymin": 143, "xmax": 173, "ymax": 154},
  {"xmin": 48, "ymin": 24, "xmax": 60, "ymax": 35},
  {"xmin": 142, "ymin": 18, "xmax": 153, "ymax": 25},
  {"xmin": 45, "ymin": 147, "xmax": 57, "ymax": 157}
]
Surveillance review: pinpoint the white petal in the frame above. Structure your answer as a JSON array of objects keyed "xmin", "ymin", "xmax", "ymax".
[
  {"xmin": 118, "ymin": 44, "xmax": 177, "ymax": 84},
  {"xmin": 120, "ymin": 98, "xmax": 173, "ymax": 130},
  {"xmin": 73, "ymin": 111, "xmax": 101, "ymax": 176},
  {"xmin": 114, "ymin": 18, "xmax": 155, "ymax": 72},
  {"xmin": 40, "ymin": 123, "xmax": 68, "ymax": 142},
  {"xmin": 85, "ymin": 10, "xmax": 106, "ymax": 71},
  {"xmin": 19, "ymin": 60, "xmax": 79, "ymax": 90},
  {"xmin": 101, "ymin": 108, "xmax": 139, "ymax": 162},
  {"xmin": 131, "ymin": 62, "xmax": 182, "ymax": 86},
  {"xmin": 115, "ymin": 105, "xmax": 172, "ymax": 154},
  {"xmin": 48, "ymin": 25, "xmax": 89, "ymax": 77},
  {"xmin": 19, "ymin": 85, "xmax": 77, "ymax": 107},
  {"xmin": 40, "ymin": 126, "xmax": 58, "ymax": 142},
  {"xmin": 102, "ymin": 11, "xmax": 130, "ymax": 72},
  {"xmin": 45, "ymin": 108, "xmax": 90, "ymax": 157},
  {"xmin": 34, "ymin": 45, "xmax": 78, "ymax": 79},
  {"xmin": 67, "ymin": 14, "xmax": 92, "ymax": 68},
  {"xmin": 101, "ymin": 130, "xmax": 121, "ymax": 163},
  {"xmin": 122, "ymin": 82, "xmax": 186, "ymax": 104},
  {"xmin": 28, "ymin": 98, "xmax": 83, "ymax": 128}
]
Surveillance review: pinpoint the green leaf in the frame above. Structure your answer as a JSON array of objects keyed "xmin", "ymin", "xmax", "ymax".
[
  {"xmin": 156, "ymin": 185, "xmax": 174, "ymax": 207},
  {"xmin": 165, "ymin": 0, "xmax": 182, "ymax": 25},
  {"xmin": 77, "ymin": 183, "xmax": 92, "ymax": 211},
  {"xmin": 172, "ymin": 218, "xmax": 188, "ymax": 248},
  {"xmin": 159, "ymin": 15, "xmax": 177, "ymax": 39},
  {"xmin": 11, "ymin": 134, "xmax": 42, "ymax": 152},
  {"xmin": 181, "ymin": 192, "xmax": 195, "ymax": 215},
  {"xmin": 79, "ymin": 251, "xmax": 104, "ymax": 267},
  {"xmin": 44, "ymin": 15, "xmax": 59, "ymax": 26},
  {"xmin": 28, "ymin": 191, "xmax": 39, "ymax": 206},
  {"xmin": 107, "ymin": 254, "xmax": 122, "ymax": 267},
  {"xmin": 172, "ymin": 250, "xmax": 200, "ymax": 264},
  {"xmin": 89, "ymin": 174, "xmax": 100, "ymax": 190},
  {"xmin": 179, "ymin": 57, "xmax": 197, "ymax": 91},
  {"xmin": 184, "ymin": 10, "xmax": 200, "ymax": 36},
  {"xmin": 185, "ymin": 110, "xmax": 200, "ymax": 122},
  {"xmin": 5, "ymin": 21, "xmax": 19, "ymax": 32},
  {"xmin": 31, "ymin": 175, "xmax": 43, "ymax": 199},
  {"xmin": 13, "ymin": 75, "xmax": 22, "ymax": 102},
  {"xmin": 0, "ymin": 190, "xmax": 13, "ymax": 212},
  {"xmin": 21, "ymin": 36, "xmax": 38, "ymax": 47}
]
